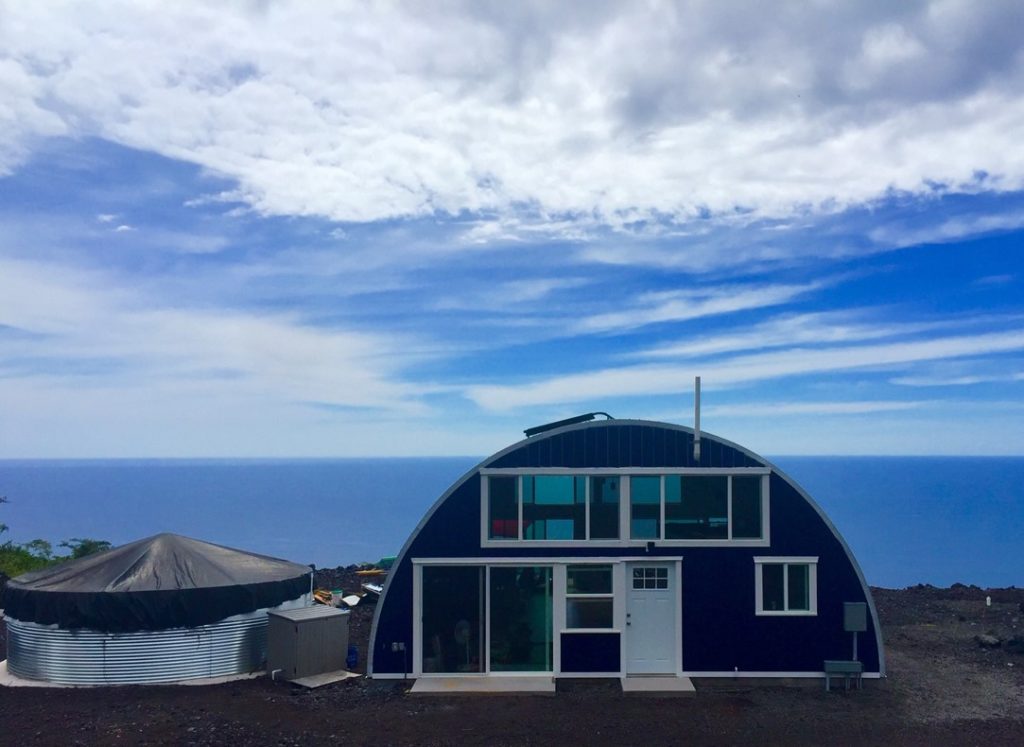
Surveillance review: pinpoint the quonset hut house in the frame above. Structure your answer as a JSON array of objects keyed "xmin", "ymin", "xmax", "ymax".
[
  {"xmin": 368, "ymin": 416, "xmax": 883, "ymax": 687},
  {"xmin": 2, "ymin": 533, "xmax": 312, "ymax": 685}
]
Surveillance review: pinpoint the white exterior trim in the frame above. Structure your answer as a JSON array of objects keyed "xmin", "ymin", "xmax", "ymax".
[{"xmin": 754, "ymin": 557, "xmax": 819, "ymax": 616}]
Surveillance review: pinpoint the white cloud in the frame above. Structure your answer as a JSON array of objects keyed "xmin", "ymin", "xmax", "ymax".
[
  {"xmin": 891, "ymin": 372, "xmax": 1024, "ymax": 386},
  {"xmin": 466, "ymin": 328, "xmax": 1024, "ymax": 410},
  {"xmin": 706, "ymin": 400, "xmax": 929, "ymax": 417},
  {"xmin": 0, "ymin": 257, "xmax": 423, "ymax": 412},
  {"xmin": 1, "ymin": 2, "xmax": 1023, "ymax": 236},
  {"xmin": 632, "ymin": 310, "xmax": 956, "ymax": 359},
  {"xmin": 113, "ymin": 224, "xmax": 133, "ymax": 232},
  {"xmin": 574, "ymin": 280, "xmax": 824, "ymax": 335}
]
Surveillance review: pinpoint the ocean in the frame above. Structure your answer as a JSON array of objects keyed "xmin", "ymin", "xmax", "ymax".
[{"xmin": 1, "ymin": 457, "xmax": 1021, "ymax": 588}]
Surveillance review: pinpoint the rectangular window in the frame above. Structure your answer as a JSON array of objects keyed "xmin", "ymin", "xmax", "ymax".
[
  {"xmin": 487, "ymin": 476, "xmax": 519, "ymax": 539},
  {"xmin": 664, "ymin": 475, "xmax": 728, "ymax": 539},
  {"xmin": 788, "ymin": 564, "xmax": 810, "ymax": 611},
  {"xmin": 589, "ymin": 476, "xmax": 620, "ymax": 539},
  {"xmin": 630, "ymin": 475, "xmax": 661, "ymax": 539},
  {"xmin": 523, "ymin": 475, "xmax": 585, "ymax": 540},
  {"xmin": 731, "ymin": 476, "xmax": 763, "ymax": 539},
  {"xmin": 566, "ymin": 565, "xmax": 614, "ymax": 630},
  {"xmin": 755, "ymin": 558, "xmax": 817, "ymax": 615},
  {"xmin": 632, "ymin": 566, "xmax": 669, "ymax": 590},
  {"xmin": 422, "ymin": 566, "xmax": 484, "ymax": 673},
  {"xmin": 483, "ymin": 470, "xmax": 768, "ymax": 545},
  {"xmin": 489, "ymin": 566, "xmax": 553, "ymax": 671}
]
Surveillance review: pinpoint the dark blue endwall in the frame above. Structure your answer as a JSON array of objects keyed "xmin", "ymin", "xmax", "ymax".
[{"xmin": 370, "ymin": 421, "xmax": 881, "ymax": 676}]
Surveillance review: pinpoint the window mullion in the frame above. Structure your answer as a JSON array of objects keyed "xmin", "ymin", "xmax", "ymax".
[
  {"xmin": 782, "ymin": 563, "xmax": 789, "ymax": 612},
  {"xmin": 659, "ymin": 475, "xmax": 666, "ymax": 540},
  {"xmin": 517, "ymin": 477, "xmax": 523, "ymax": 541},
  {"xmin": 585, "ymin": 476, "xmax": 591, "ymax": 540},
  {"xmin": 727, "ymin": 476, "xmax": 733, "ymax": 540}
]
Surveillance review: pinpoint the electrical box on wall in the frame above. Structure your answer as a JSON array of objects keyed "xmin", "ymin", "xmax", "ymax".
[{"xmin": 843, "ymin": 602, "xmax": 867, "ymax": 633}]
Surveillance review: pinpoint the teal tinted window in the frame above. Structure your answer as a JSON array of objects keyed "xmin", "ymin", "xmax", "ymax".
[
  {"xmin": 629, "ymin": 476, "xmax": 661, "ymax": 539},
  {"xmin": 488, "ymin": 476, "xmax": 519, "ymax": 539},
  {"xmin": 731, "ymin": 476, "xmax": 762, "ymax": 539},
  {"xmin": 589, "ymin": 476, "xmax": 620, "ymax": 539},
  {"xmin": 664, "ymin": 475, "xmax": 727, "ymax": 539},
  {"xmin": 523, "ymin": 475, "xmax": 585, "ymax": 540}
]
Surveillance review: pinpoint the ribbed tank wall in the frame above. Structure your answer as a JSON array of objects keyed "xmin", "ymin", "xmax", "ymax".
[{"xmin": 5, "ymin": 596, "xmax": 308, "ymax": 685}]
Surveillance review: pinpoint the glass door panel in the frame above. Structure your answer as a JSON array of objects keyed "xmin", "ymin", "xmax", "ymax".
[
  {"xmin": 488, "ymin": 566, "xmax": 553, "ymax": 672},
  {"xmin": 422, "ymin": 566, "xmax": 484, "ymax": 673}
]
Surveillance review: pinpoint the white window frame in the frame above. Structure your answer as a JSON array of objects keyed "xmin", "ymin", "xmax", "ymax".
[
  {"xmin": 480, "ymin": 468, "xmax": 770, "ymax": 549},
  {"xmin": 753, "ymin": 556, "xmax": 818, "ymax": 616},
  {"xmin": 564, "ymin": 564, "xmax": 615, "ymax": 632}
]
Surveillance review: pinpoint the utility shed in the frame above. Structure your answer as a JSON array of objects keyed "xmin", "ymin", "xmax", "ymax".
[{"xmin": 267, "ymin": 605, "xmax": 349, "ymax": 680}]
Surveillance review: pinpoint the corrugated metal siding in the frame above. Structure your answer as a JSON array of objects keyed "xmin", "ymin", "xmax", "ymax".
[
  {"xmin": 6, "ymin": 597, "xmax": 309, "ymax": 685},
  {"xmin": 370, "ymin": 420, "xmax": 881, "ymax": 676}
]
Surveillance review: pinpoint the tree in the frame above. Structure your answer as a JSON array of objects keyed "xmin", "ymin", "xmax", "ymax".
[
  {"xmin": 60, "ymin": 538, "xmax": 113, "ymax": 559},
  {"xmin": 22, "ymin": 539, "xmax": 53, "ymax": 560}
]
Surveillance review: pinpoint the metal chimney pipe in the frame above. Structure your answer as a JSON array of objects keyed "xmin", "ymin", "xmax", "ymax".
[{"xmin": 694, "ymin": 376, "xmax": 701, "ymax": 461}]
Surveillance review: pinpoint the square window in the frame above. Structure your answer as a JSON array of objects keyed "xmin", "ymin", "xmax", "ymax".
[
  {"xmin": 756, "ymin": 560, "xmax": 816, "ymax": 615},
  {"xmin": 665, "ymin": 475, "xmax": 727, "ymax": 539},
  {"xmin": 523, "ymin": 475, "xmax": 585, "ymax": 540}
]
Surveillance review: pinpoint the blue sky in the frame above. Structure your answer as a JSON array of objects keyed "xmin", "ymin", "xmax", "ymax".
[{"xmin": 1, "ymin": 1, "xmax": 1023, "ymax": 457}]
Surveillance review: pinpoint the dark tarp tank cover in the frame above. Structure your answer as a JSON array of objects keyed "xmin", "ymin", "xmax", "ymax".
[{"xmin": 1, "ymin": 533, "xmax": 312, "ymax": 632}]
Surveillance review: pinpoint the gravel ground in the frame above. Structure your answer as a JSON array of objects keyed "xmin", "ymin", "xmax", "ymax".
[{"xmin": 2, "ymin": 579, "xmax": 1023, "ymax": 746}]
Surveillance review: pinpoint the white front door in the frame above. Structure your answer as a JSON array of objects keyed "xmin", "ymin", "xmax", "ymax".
[{"xmin": 625, "ymin": 563, "xmax": 677, "ymax": 675}]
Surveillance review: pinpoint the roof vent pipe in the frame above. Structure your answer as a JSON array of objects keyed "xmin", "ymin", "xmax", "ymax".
[{"xmin": 693, "ymin": 376, "xmax": 701, "ymax": 462}]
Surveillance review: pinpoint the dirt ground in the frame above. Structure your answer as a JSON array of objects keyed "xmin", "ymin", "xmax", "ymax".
[{"xmin": 2, "ymin": 575, "xmax": 1024, "ymax": 746}]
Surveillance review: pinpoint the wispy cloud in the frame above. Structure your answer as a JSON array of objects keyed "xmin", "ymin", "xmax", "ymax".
[
  {"xmin": 0, "ymin": 258, "xmax": 425, "ymax": 412},
  {"xmin": 574, "ymin": 280, "xmax": 824, "ymax": 335},
  {"xmin": 466, "ymin": 329, "xmax": 1024, "ymax": 410},
  {"xmin": 630, "ymin": 310, "xmax": 968, "ymax": 360},
  {"xmin": 706, "ymin": 400, "xmax": 930, "ymax": 417},
  {"xmin": 891, "ymin": 372, "xmax": 1024, "ymax": 387}
]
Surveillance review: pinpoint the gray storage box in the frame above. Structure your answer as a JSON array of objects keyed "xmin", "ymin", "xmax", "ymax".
[
  {"xmin": 267, "ymin": 606, "xmax": 350, "ymax": 680},
  {"xmin": 844, "ymin": 602, "xmax": 867, "ymax": 632}
]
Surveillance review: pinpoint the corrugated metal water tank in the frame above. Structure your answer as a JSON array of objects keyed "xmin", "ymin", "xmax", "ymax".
[
  {"xmin": 5, "ymin": 600, "xmax": 306, "ymax": 685},
  {"xmin": 267, "ymin": 605, "xmax": 349, "ymax": 680},
  {"xmin": 0, "ymin": 533, "xmax": 314, "ymax": 685}
]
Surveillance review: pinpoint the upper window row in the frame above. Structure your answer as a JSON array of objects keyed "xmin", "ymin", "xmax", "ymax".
[{"xmin": 485, "ymin": 472, "xmax": 767, "ymax": 543}]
